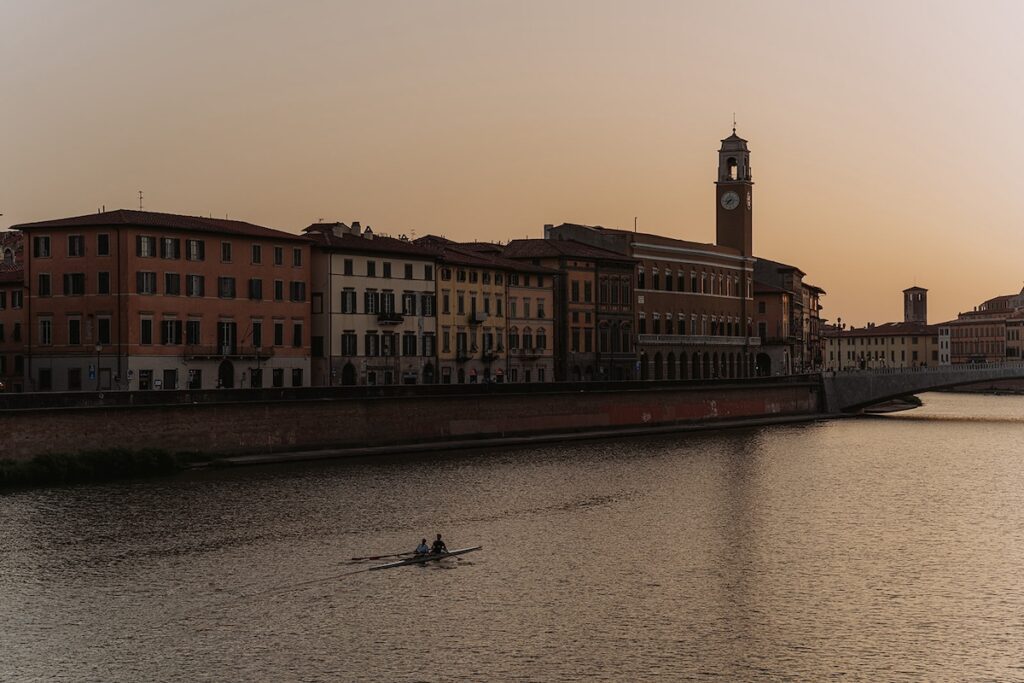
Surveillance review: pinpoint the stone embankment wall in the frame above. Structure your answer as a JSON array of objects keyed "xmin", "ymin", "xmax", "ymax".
[{"xmin": 0, "ymin": 377, "xmax": 823, "ymax": 462}]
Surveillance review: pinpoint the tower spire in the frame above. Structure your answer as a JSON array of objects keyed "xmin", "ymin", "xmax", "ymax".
[{"xmin": 732, "ymin": 112, "xmax": 736, "ymax": 134}]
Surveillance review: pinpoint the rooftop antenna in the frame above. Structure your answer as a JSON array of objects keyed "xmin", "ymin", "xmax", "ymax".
[
  {"xmin": 732, "ymin": 112, "xmax": 737, "ymax": 134},
  {"xmin": 138, "ymin": 190, "xmax": 144, "ymax": 211}
]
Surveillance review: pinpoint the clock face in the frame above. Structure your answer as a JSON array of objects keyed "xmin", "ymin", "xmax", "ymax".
[
  {"xmin": 720, "ymin": 191, "xmax": 740, "ymax": 210},
  {"xmin": 746, "ymin": 191, "xmax": 752, "ymax": 209}
]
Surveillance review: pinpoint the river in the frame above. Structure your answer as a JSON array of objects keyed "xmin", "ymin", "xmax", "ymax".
[{"xmin": 3, "ymin": 392, "xmax": 1024, "ymax": 681}]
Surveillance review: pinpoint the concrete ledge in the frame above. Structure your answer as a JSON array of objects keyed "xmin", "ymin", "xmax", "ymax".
[{"xmin": 210, "ymin": 412, "xmax": 841, "ymax": 467}]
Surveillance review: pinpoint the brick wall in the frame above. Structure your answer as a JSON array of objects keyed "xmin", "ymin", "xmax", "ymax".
[{"xmin": 0, "ymin": 378, "xmax": 823, "ymax": 461}]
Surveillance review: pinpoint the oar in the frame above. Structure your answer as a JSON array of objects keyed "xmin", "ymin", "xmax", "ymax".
[{"xmin": 350, "ymin": 550, "xmax": 416, "ymax": 562}]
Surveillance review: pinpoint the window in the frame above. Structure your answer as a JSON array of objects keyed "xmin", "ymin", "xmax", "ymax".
[
  {"xmin": 382, "ymin": 262, "xmax": 392, "ymax": 278},
  {"xmin": 584, "ymin": 281, "xmax": 592, "ymax": 302},
  {"xmin": 186, "ymin": 275, "xmax": 205, "ymax": 297},
  {"xmin": 571, "ymin": 281, "xmax": 580, "ymax": 302},
  {"xmin": 422, "ymin": 293, "xmax": 435, "ymax": 316},
  {"xmin": 405, "ymin": 264, "xmax": 413, "ymax": 279},
  {"xmin": 68, "ymin": 235, "xmax": 85, "ymax": 257},
  {"xmin": 367, "ymin": 261, "xmax": 376, "ymax": 277},
  {"xmin": 293, "ymin": 248, "xmax": 302, "ymax": 267},
  {"xmin": 161, "ymin": 319, "xmax": 183, "ymax": 345},
  {"xmin": 140, "ymin": 318, "xmax": 153, "ymax": 345},
  {"xmin": 221, "ymin": 242, "xmax": 232, "ymax": 262},
  {"xmin": 218, "ymin": 277, "xmax": 236, "ymax": 299},
  {"xmin": 274, "ymin": 321, "xmax": 284, "ymax": 346},
  {"xmin": 343, "ymin": 258, "xmax": 353, "ymax": 275},
  {"xmin": 68, "ymin": 317, "xmax": 81, "ymax": 345},
  {"xmin": 273, "ymin": 246, "xmax": 284, "ymax": 265},
  {"xmin": 422, "ymin": 333, "xmax": 435, "ymax": 357},
  {"xmin": 38, "ymin": 368, "xmax": 52, "ymax": 391},
  {"xmin": 249, "ymin": 278, "xmax": 263, "ymax": 300},
  {"xmin": 97, "ymin": 233, "xmax": 110, "ymax": 256},
  {"xmin": 185, "ymin": 319, "xmax": 201, "ymax": 345},
  {"xmin": 341, "ymin": 289, "xmax": 357, "ymax": 313},
  {"xmin": 272, "ymin": 368, "xmax": 284, "ymax": 388},
  {"xmin": 251, "ymin": 320, "xmax": 263, "ymax": 348},
  {"xmin": 62, "ymin": 273, "xmax": 85, "ymax": 296},
  {"xmin": 425, "ymin": 265, "xmax": 434, "ymax": 281},
  {"xmin": 289, "ymin": 281, "xmax": 306, "ymax": 302},
  {"xmin": 341, "ymin": 333, "xmax": 357, "ymax": 355},
  {"xmin": 39, "ymin": 318, "xmax": 52, "ymax": 345},
  {"xmin": 274, "ymin": 280, "xmax": 284, "ymax": 301},
  {"xmin": 402, "ymin": 293, "xmax": 417, "ymax": 316},
  {"xmin": 136, "ymin": 271, "xmax": 157, "ymax": 294},
  {"xmin": 38, "ymin": 273, "xmax": 51, "ymax": 296},
  {"xmin": 136, "ymin": 236, "xmax": 156, "ymax": 257},
  {"xmin": 189, "ymin": 369, "xmax": 204, "ymax": 390},
  {"xmin": 292, "ymin": 368, "xmax": 304, "ymax": 387},
  {"xmin": 403, "ymin": 332, "xmax": 417, "ymax": 356},
  {"xmin": 160, "ymin": 238, "xmax": 181, "ymax": 259},
  {"xmin": 312, "ymin": 292, "xmax": 323, "ymax": 314},
  {"xmin": 186, "ymin": 239, "xmax": 205, "ymax": 261},
  {"xmin": 251, "ymin": 244, "xmax": 262, "ymax": 264},
  {"xmin": 0, "ymin": 292, "xmax": 4, "ymax": 309},
  {"xmin": 164, "ymin": 273, "xmax": 181, "ymax": 296},
  {"xmin": 292, "ymin": 323, "xmax": 303, "ymax": 347},
  {"xmin": 96, "ymin": 317, "xmax": 111, "ymax": 345},
  {"xmin": 98, "ymin": 272, "xmax": 111, "ymax": 295},
  {"xmin": 33, "ymin": 236, "xmax": 50, "ymax": 258}
]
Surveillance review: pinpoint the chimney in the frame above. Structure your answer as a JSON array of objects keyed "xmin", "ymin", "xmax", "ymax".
[
  {"xmin": 363, "ymin": 225, "xmax": 374, "ymax": 240},
  {"xmin": 544, "ymin": 223, "xmax": 554, "ymax": 238},
  {"xmin": 351, "ymin": 221, "xmax": 361, "ymax": 236},
  {"xmin": 331, "ymin": 222, "xmax": 347, "ymax": 238}
]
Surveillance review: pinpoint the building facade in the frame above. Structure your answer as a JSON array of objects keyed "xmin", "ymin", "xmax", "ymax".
[
  {"xmin": 13, "ymin": 210, "xmax": 311, "ymax": 391},
  {"xmin": 0, "ymin": 231, "xmax": 27, "ymax": 391},
  {"xmin": 305, "ymin": 222, "xmax": 438, "ymax": 386},
  {"xmin": 754, "ymin": 259, "xmax": 826, "ymax": 375},
  {"xmin": 502, "ymin": 238, "xmax": 635, "ymax": 381}
]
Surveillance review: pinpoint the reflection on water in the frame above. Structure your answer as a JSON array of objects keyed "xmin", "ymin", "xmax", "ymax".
[{"xmin": 3, "ymin": 392, "xmax": 1024, "ymax": 681}]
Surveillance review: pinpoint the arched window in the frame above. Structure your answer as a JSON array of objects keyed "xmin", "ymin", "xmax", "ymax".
[
  {"xmin": 727, "ymin": 157, "xmax": 738, "ymax": 180},
  {"xmin": 536, "ymin": 328, "xmax": 546, "ymax": 350},
  {"xmin": 522, "ymin": 327, "xmax": 533, "ymax": 350},
  {"xmin": 508, "ymin": 327, "xmax": 519, "ymax": 350},
  {"xmin": 2, "ymin": 249, "xmax": 12, "ymax": 266}
]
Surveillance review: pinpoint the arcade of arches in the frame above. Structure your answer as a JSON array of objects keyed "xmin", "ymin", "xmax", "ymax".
[{"xmin": 638, "ymin": 350, "xmax": 759, "ymax": 380}]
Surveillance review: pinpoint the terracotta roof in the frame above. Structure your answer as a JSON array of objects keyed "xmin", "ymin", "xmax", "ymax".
[
  {"xmin": 501, "ymin": 238, "xmax": 635, "ymax": 263},
  {"xmin": 305, "ymin": 224, "xmax": 438, "ymax": 258},
  {"xmin": 414, "ymin": 237, "xmax": 557, "ymax": 274},
  {"xmin": 754, "ymin": 281, "xmax": 787, "ymax": 294},
  {"xmin": 13, "ymin": 209, "xmax": 308, "ymax": 242},
  {"xmin": 555, "ymin": 223, "xmax": 735, "ymax": 257}
]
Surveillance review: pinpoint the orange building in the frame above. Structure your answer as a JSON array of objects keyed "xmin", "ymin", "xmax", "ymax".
[
  {"xmin": 12, "ymin": 210, "xmax": 311, "ymax": 391},
  {"xmin": 501, "ymin": 238, "xmax": 635, "ymax": 381}
]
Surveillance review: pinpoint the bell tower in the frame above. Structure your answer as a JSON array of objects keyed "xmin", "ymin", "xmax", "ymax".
[{"xmin": 715, "ymin": 127, "xmax": 753, "ymax": 257}]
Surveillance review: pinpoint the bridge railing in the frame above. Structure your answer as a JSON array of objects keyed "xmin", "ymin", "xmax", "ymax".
[{"xmin": 826, "ymin": 361, "xmax": 1024, "ymax": 377}]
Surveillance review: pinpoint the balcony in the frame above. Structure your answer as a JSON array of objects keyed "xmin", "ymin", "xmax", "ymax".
[
  {"xmin": 183, "ymin": 345, "xmax": 275, "ymax": 360},
  {"xmin": 376, "ymin": 311, "xmax": 404, "ymax": 325},
  {"xmin": 468, "ymin": 311, "xmax": 489, "ymax": 325},
  {"xmin": 637, "ymin": 334, "xmax": 761, "ymax": 347},
  {"xmin": 482, "ymin": 349, "xmax": 500, "ymax": 362},
  {"xmin": 513, "ymin": 347, "xmax": 541, "ymax": 360}
]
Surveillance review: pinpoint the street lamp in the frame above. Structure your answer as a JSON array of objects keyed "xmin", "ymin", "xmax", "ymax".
[{"xmin": 95, "ymin": 343, "xmax": 102, "ymax": 391}]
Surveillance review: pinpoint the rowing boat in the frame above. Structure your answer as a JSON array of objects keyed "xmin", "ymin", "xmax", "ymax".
[{"xmin": 368, "ymin": 546, "xmax": 482, "ymax": 571}]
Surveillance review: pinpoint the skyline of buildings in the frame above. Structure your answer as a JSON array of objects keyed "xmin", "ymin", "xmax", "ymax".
[{"xmin": 2, "ymin": 127, "xmax": 1023, "ymax": 392}]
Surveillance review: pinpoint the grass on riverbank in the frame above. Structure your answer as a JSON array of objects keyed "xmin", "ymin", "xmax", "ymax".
[{"xmin": 0, "ymin": 448, "xmax": 206, "ymax": 490}]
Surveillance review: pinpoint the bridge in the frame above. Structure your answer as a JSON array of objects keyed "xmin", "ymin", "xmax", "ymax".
[{"xmin": 822, "ymin": 362, "xmax": 1024, "ymax": 413}]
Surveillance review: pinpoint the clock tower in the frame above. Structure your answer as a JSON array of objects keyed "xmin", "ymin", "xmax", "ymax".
[{"xmin": 715, "ymin": 128, "xmax": 753, "ymax": 257}]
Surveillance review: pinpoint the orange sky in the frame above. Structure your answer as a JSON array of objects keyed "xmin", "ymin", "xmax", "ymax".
[{"xmin": 2, "ymin": 1, "xmax": 1022, "ymax": 325}]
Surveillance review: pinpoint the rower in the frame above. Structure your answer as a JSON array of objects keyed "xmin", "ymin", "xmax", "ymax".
[
  {"xmin": 414, "ymin": 538, "xmax": 430, "ymax": 555},
  {"xmin": 430, "ymin": 534, "xmax": 448, "ymax": 555}
]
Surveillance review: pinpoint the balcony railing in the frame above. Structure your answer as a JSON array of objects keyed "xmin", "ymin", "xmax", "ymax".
[
  {"xmin": 376, "ymin": 311, "xmax": 404, "ymax": 325},
  {"xmin": 183, "ymin": 345, "xmax": 275, "ymax": 360},
  {"xmin": 637, "ymin": 334, "xmax": 761, "ymax": 347},
  {"xmin": 511, "ymin": 347, "xmax": 543, "ymax": 359}
]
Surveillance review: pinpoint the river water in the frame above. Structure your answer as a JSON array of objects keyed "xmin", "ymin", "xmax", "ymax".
[{"xmin": 3, "ymin": 392, "xmax": 1024, "ymax": 681}]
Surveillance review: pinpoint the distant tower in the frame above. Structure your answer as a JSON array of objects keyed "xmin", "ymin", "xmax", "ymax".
[
  {"xmin": 715, "ymin": 126, "xmax": 753, "ymax": 257},
  {"xmin": 903, "ymin": 286, "xmax": 928, "ymax": 324}
]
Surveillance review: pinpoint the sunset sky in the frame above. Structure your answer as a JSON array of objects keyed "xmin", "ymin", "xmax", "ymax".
[{"xmin": 2, "ymin": 1, "xmax": 1022, "ymax": 325}]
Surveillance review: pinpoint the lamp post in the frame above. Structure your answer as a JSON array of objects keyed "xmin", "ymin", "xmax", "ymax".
[{"xmin": 95, "ymin": 343, "xmax": 102, "ymax": 391}]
